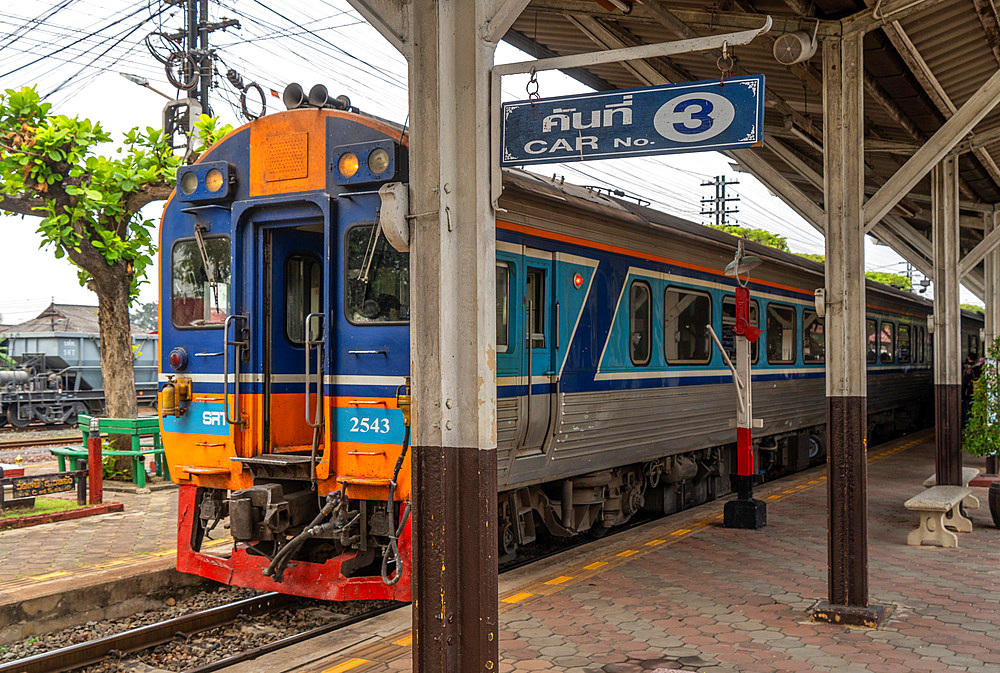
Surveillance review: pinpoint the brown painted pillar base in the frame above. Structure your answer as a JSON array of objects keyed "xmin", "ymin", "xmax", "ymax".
[
  {"xmin": 412, "ymin": 444, "xmax": 498, "ymax": 671},
  {"xmin": 935, "ymin": 384, "xmax": 963, "ymax": 486},
  {"xmin": 813, "ymin": 396, "xmax": 886, "ymax": 627}
]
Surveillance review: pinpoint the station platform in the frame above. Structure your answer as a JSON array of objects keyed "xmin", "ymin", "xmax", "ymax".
[
  {"xmin": 0, "ymin": 459, "xmax": 183, "ymax": 589},
  {"xmin": 215, "ymin": 430, "xmax": 999, "ymax": 673}
]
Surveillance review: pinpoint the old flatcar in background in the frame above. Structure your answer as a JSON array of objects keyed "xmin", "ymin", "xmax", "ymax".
[{"xmin": 0, "ymin": 303, "xmax": 157, "ymax": 426}]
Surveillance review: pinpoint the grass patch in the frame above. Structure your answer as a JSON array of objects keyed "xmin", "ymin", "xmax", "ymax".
[{"xmin": 0, "ymin": 496, "xmax": 83, "ymax": 519}]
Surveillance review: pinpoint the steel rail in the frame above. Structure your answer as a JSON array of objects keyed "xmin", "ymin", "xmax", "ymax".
[{"xmin": 0, "ymin": 593, "xmax": 296, "ymax": 673}]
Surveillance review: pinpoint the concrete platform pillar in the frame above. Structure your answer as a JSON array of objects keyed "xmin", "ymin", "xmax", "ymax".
[
  {"xmin": 932, "ymin": 158, "xmax": 963, "ymax": 486},
  {"xmin": 813, "ymin": 33, "xmax": 884, "ymax": 628},
  {"xmin": 347, "ymin": 1, "xmax": 528, "ymax": 669}
]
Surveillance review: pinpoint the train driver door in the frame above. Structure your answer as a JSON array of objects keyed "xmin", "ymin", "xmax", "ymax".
[
  {"xmin": 258, "ymin": 221, "xmax": 325, "ymax": 453},
  {"xmin": 517, "ymin": 248, "xmax": 557, "ymax": 455}
]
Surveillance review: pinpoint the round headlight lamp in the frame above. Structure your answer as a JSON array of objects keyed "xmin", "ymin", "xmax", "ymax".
[
  {"xmin": 179, "ymin": 171, "xmax": 198, "ymax": 195},
  {"xmin": 338, "ymin": 152, "xmax": 359, "ymax": 178},
  {"xmin": 168, "ymin": 347, "xmax": 188, "ymax": 371},
  {"xmin": 368, "ymin": 148, "xmax": 390, "ymax": 175},
  {"xmin": 205, "ymin": 167, "xmax": 225, "ymax": 193}
]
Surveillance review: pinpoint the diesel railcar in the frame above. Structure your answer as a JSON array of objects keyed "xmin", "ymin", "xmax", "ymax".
[{"xmin": 158, "ymin": 102, "xmax": 978, "ymax": 602}]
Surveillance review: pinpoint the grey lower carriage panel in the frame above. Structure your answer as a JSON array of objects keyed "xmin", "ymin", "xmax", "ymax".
[{"xmin": 499, "ymin": 377, "xmax": 828, "ymax": 490}]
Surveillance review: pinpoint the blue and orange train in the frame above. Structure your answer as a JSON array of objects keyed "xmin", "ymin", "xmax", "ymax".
[{"xmin": 158, "ymin": 88, "xmax": 981, "ymax": 601}]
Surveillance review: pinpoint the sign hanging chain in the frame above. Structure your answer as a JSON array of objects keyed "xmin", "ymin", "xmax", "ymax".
[
  {"xmin": 717, "ymin": 41, "xmax": 734, "ymax": 86},
  {"xmin": 526, "ymin": 67, "xmax": 540, "ymax": 104}
]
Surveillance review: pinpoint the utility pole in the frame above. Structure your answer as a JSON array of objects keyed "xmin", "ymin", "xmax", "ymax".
[
  {"xmin": 700, "ymin": 175, "xmax": 740, "ymax": 226},
  {"xmin": 161, "ymin": 0, "xmax": 239, "ymax": 115}
]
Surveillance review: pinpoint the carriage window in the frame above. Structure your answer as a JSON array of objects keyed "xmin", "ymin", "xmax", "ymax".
[
  {"xmin": 630, "ymin": 281, "xmax": 651, "ymax": 366},
  {"xmin": 898, "ymin": 325, "xmax": 911, "ymax": 363},
  {"xmin": 722, "ymin": 296, "xmax": 759, "ymax": 363},
  {"xmin": 969, "ymin": 333, "xmax": 980, "ymax": 358},
  {"xmin": 526, "ymin": 269, "xmax": 546, "ymax": 349},
  {"xmin": 916, "ymin": 326, "xmax": 925, "ymax": 363},
  {"xmin": 866, "ymin": 319, "xmax": 878, "ymax": 363},
  {"xmin": 766, "ymin": 304, "xmax": 796, "ymax": 364},
  {"xmin": 171, "ymin": 236, "xmax": 231, "ymax": 328},
  {"xmin": 802, "ymin": 310, "xmax": 825, "ymax": 364},
  {"xmin": 285, "ymin": 256, "xmax": 321, "ymax": 345},
  {"xmin": 880, "ymin": 321, "xmax": 895, "ymax": 363},
  {"xmin": 496, "ymin": 264, "xmax": 509, "ymax": 352},
  {"xmin": 346, "ymin": 225, "xmax": 409, "ymax": 323},
  {"xmin": 665, "ymin": 287, "xmax": 711, "ymax": 364}
]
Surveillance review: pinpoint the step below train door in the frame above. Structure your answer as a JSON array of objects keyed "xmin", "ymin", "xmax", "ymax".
[{"xmin": 256, "ymin": 215, "xmax": 325, "ymax": 461}]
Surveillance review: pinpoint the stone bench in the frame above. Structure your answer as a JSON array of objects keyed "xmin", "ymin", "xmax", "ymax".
[
  {"xmin": 904, "ymin": 485, "xmax": 974, "ymax": 548},
  {"xmin": 923, "ymin": 467, "xmax": 980, "ymax": 509}
]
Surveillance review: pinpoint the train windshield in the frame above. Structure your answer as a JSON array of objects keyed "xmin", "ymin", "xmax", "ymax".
[
  {"xmin": 171, "ymin": 235, "xmax": 231, "ymax": 328},
  {"xmin": 345, "ymin": 224, "xmax": 409, "ymax": 323}
]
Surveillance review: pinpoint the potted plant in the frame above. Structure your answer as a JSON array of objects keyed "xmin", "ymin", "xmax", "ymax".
[{"xmin": 963, "ymin": 336, "xmax": 1000, "ymax": 527}]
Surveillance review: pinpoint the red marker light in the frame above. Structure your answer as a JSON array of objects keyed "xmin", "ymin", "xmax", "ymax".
[
  {"xmin": 573, "ymin": 272, "xmax": 584, "ymax": 289},
  {"xmin": 168, "ymin": 347, "xmax": 188, "ymax": 371}
]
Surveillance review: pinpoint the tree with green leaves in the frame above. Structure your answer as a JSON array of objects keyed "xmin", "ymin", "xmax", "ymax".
[
  {"xmin": 132, "ymin": 301, "xmax": 159, "ymax": 332},
  {"xmin": 707, "ymin": 224, "xmax": 790, "ymax": 252},
  {"xmin": 0, "ymin": 86, "xmax": 229, "ymax": 471}
]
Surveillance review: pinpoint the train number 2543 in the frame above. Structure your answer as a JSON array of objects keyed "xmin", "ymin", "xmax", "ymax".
[{"xmin": 349, "ymin": 417, "xmax": 391, "ymax": 433}]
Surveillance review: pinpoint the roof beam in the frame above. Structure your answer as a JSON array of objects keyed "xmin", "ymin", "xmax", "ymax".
[
  {"xmin": 524, "ymin": 0, "xmax": 842, "ymax": 35},
  {"xmin": 879, "ymin": 19, "xmax": 1000, "ymax": 189},
  {"xmin": 729, "ymin": 149, "xmax": 825, "ymax": 231},
  {"xmin": 970, "ymin": 0, "xmax": 1000, "ymax": 68},
  {"xmin": 842, "ymin": 0, "xmax": 955, "ymax": 35},
  {"xmin": 958, "ymin": 221, "xmax": 1000, "ymax": 278},
  {"xmin": 864, "ymin": 67, "xmax": 1000, "ymax": 232}
]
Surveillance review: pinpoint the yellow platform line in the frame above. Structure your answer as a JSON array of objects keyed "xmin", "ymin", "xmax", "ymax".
[
  {"xmin": 393, "ymin": 635, "xmax": 412, "ymax": 647},
  {"xmin": 544, "ymin": 575, "xmax": 572, "ymax": 585},
  {"xmin": 583, "ymin": 561, "xmax": 607, "ymax": 570},
  {"xmin": 322, "ymin": 658, "xmax": 369, "ymax": 673},
  {"xmin": 29, "ymin": 571, "xmax": 69, "ymax": 581},
  {"xmin": 501, "ymin": 592, "xmax": 533, "ymax": 603}
]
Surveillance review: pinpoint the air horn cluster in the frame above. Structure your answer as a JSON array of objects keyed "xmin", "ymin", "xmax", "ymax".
[{"xmin": 282, "ymin": 83, "xmax": 353, "ymax": 112}]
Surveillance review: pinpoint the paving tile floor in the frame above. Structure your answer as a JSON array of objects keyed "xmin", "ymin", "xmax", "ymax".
[
  {"xmin": 0, "ymin": 460, "xmax": 179, "ymax": 586},
  {"xmin": 263, "ymin": 431, "xmax": 999, "ymax": 673}
]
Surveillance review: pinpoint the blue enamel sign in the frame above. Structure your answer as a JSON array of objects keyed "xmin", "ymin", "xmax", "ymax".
[{"xmin": 500, "ymin": 76, "xmax": 764, "ymax": 166}]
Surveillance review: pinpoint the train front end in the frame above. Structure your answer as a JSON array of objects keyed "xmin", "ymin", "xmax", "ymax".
[{"xmin": 159, "ymin": 106, "xmax": 413, "ymax": 601}]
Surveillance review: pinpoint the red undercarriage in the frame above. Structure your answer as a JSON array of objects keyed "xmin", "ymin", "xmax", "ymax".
[{"xmin": 176, "ymin": 483, "xmax": 413, "ymax": 601}]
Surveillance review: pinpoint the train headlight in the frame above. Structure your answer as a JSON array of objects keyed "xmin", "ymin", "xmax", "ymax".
[
  {"xmin": 205, "ymin": 168, "xmax": 225, "ymax": 193},
  {"xmin": 338, "ymin": 152, "xmax": 360, "ymax": 178},
  {"xmin": 176, "ymin": 161, "xmax": 236, "ymax": 202},
  {"xmin": 331, "ymin": 140, "xmax": 399, "ymax": 186},
  {"xmin": 179, "ymin": 172, "xmax": 198, "ymax": 195},
  {"xmin": 368, "ymin": 147, "xmax": 390, "ymax": 175}
]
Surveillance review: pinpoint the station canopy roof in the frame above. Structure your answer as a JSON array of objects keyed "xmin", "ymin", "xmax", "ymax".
[{"xmin": 503, "ymin": 0, "xmax": 999, "ymax": 298}]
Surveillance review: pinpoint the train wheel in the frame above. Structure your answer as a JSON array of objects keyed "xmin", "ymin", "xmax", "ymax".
[{"xmin": 7, "ymin": 406, "xmax": 31, "ymax": 428}]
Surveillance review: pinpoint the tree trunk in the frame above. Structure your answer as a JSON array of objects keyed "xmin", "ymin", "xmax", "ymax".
[{"xmin": 93, "ymin": 267, "xmax": 138, "ymax": 478}]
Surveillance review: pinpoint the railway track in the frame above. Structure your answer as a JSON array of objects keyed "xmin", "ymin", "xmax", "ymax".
[{"xmin": 0, "ymin": 434, "xmax": 81, "ymax": 451}]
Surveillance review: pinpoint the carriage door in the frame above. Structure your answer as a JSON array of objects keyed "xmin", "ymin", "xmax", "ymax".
[
  {"xmin": 518, "ymin": 248, "xmax": 557, "ymax": 454},
  {"xmin": 259, "ymin": 223, "xmax": 324, "ymax": 453}
]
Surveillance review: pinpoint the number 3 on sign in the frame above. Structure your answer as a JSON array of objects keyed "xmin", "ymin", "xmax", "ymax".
[{"xmin": 653, "ymin": 92, "xmax": 735, "ymax": 143}]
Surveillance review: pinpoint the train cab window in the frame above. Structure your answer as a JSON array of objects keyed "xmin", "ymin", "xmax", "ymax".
[
  {"xmin": 880, "ymin": 321, "xmax": 895, "ymax": 363},
  {"xmin": 802, "ymin": 310, "xmax": 825, "ymax": 364},
  {"xmin": 171, "ymin": 235, "xmax": 231, "ymax": 328},
  {"xmin": 665, "ymin": 287, "xmax": 711, "ymax": 364},
  {"xmin": 766, "ymin": 304, "xmax": 796, "ymax": 364},
  {"xmin": 898, "ymin": 325, "xmax": 912, "ymax": 363},
  {"xmin": 285, "ymin": 256, "xmax": 321, "ymax": 345},
  {"xmin": 866, "ymin": 319, "xmax": 878, "ymax": 363},
  {"xmin": 629, "ymin": 281, "xmax": 651, "ymax": 366},
  {"xmin": 526, "ymin": 269, "xmax": 546, "ymax": 348},
  {"xmin": 496, "ymin": 264, "xmax": 510, "ymax": 352},
  {"xmin": 721, "ymin": 296, "xmax": 759, "ymax": 363},
  {"xmin": 345, "ymin": 225, "xmax": 409, "ymax": 323}
]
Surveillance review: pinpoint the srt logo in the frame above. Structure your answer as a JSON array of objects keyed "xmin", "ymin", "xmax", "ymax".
[{"xmin": 202, "ymin": 411, "xmax": 226, "ymax": 426}]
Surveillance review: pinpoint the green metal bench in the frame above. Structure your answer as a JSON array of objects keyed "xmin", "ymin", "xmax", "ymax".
[{"xmin": 49, "ymin": 415, "xmax": 169, "ymax": 489}]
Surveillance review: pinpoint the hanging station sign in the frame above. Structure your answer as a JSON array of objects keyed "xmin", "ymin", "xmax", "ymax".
[{"xmin": 500, "ymin": 75, "xmax": 764, "ymax": 166}]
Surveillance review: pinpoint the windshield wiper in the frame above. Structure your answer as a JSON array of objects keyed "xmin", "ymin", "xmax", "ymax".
[{"xmin": 193, "ymin": 223, "xmax": 221, "ymax": 315}]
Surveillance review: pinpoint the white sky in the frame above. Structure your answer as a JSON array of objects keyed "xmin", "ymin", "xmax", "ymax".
[{"xmin": 0, "ymin": 1, "xmax": 980, "ymax": 323}]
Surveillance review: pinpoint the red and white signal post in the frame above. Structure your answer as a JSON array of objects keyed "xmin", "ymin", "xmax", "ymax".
[{"xmin": 707, "ymin": 242, "xmax": 766, "ymax": 529}]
